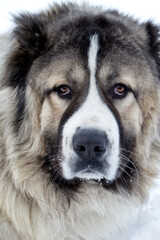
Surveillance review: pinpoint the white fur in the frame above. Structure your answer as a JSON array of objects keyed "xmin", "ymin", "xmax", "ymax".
[{"xmin": 62, "ymin": 35, "xmax": 120, "ymax": 181}]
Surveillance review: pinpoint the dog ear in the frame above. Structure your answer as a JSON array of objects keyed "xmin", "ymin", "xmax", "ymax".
[
  {"xmin": 14, "ymin": 13, "xmax": 49, "ymax": 56},
  {"xmin": 6, "ymin": 13, "xmax": 50, "ymax": 88},
  {"xmin": 145, "ymin": 22, "xmax": 160, "ymax": 74},
  {"xmin": 5, "ymin": 13, "xmax": 52, "ymax": 128}
]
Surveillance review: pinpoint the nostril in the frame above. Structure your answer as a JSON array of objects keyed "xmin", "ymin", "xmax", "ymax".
[
  {"xmin": 94, "ymin": 145, "xmax": 106, "ymax": 153},
  {"xmin": 77, "ymin": 145, "xmax": 86, "ymax": 152}
]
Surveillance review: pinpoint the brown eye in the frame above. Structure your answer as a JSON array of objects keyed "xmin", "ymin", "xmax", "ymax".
[
  {"xmin": 59, "ymin": 86, "xmax": 70, "ymax": 95},
  {"xmin": 44, "ymin": 85, "xmax": 72, "ymax": 98},
  {"xmin": 113, "ymin": 84, "xmax": 128, "ymax": 98},
  {"xmin": 114, "ymin": 85, "xmax": 125, "ymax": 95},
  {"xmin": 57, "ymin": 85, "xmax": 72, "ymax": 99}
]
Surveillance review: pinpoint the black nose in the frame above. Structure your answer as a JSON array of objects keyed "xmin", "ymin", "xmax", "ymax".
[{"xmin": 73, "ymin": 129, "xmax": 107, "ymax": 160}]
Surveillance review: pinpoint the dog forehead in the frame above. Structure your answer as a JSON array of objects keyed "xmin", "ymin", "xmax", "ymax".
[
  {"xmin": 32, "ymin": 54, "xmax": 88, "ymax": 90},
  {"xmin": 32, "ymin": 21, "xmax": 150, "ymax": 92}
]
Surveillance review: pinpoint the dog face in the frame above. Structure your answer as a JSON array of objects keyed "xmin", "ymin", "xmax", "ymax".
[
  {"xmin": 5, "ymin": 5, "xmax": 160, "ymax": 194},
  {"xmin": 52, "ymin": 35, "xmax": 120, "ymax": 181},
  {"xmin": 30, "ymin": 16, "xmax": 158, "ymax": 190}
]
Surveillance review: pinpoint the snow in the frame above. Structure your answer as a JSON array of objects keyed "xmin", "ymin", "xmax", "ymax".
[
  {"xmin": 0, "ymin": 0, "xmax": 160, "ymax": 239},
  {"xmin": 116, "ymin": 177, "xmax": 160, "ymax": 240}
]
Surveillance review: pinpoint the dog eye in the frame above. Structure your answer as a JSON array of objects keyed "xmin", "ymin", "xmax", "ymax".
[
  {"xmin": 57, "ymin": 85, "xmax": 72, "ymax": 98},
  {"xmin": 112, "ymin": 84, "xmax": 128, "ymax": 98}
]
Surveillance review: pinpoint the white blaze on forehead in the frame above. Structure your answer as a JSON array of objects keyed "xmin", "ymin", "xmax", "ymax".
[
  {"xmin": 61, "ymin": 34, "xmax": 120, "ymax": 181},
  {"xmin": 88, "ymin": 34, "xmax": 99, "ymax": 78}
]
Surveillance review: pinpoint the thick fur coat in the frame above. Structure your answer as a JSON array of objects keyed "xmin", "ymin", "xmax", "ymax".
[{"xmin": 0, "ymin": 3, "xmax": 160, "ymax": 240}]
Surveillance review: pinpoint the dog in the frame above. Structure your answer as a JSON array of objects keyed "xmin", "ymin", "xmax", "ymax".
[{"xmin": 0, "ymin": 2, "xmax": 160, "ymax": 240}]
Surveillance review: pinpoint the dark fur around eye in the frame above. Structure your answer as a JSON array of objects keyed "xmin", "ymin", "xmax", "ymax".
[
  {"xmin": 111, "ymin": 84, "xmax": 130, "ymax": 99},
  {"xmin": 44, "ymin": 85, "xmax": 73, "ymax": 99}
]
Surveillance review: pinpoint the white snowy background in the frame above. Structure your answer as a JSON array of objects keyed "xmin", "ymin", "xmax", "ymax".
[{"xmin": 0, "ymin": 0, "xmax": 160, "ymax": 239}]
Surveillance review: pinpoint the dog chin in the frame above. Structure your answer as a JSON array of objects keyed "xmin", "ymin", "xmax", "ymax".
[
  {"xmin": 62, "ymin": 162, "xmax": 117, "ymax": 183},
  {"xmin": 63, "ymin": 167, "xmax": 114, "ymax": 185}
]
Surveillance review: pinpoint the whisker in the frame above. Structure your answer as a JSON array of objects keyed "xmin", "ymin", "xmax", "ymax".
[
  {"xmin": 119, "ymin": 174, "xmax": 130, "ymax": 189},
  {"xmin": 119, "ymin": 153, "xmax": 139, "ymax": 174},
  {"xmin": 118, "ymin": 165, "xmax": 132, "ymax": 179},
  {"xmin": 44, "ymin": 154, "xmax": 62, "ymax": 162},
  {"xmin": 119, "ymin": 161, "xmax": 137, "ymax": 173},
  {"xmin": 120, "ymin": 148, "xmax": 138, "ymax": 157},
  {"xmin": 51, "ymin": 168, "xmax": 63, "ymax": 183},
  {"xmin": 116, "ymin": 170, "xmax": 130, "ymax": 190},
  {"xmin": 119, "ymin": 154, "xmax": 140, "ymax": 188}
]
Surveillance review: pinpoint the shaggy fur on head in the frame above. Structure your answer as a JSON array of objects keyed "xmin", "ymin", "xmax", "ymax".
[{"xmin": 0, "ymin": 3, "xmax": 160, "ymax": 240}]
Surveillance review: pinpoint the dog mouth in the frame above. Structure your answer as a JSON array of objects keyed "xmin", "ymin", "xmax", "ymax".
[
  {"xmin": 45, "ymin": 160, "xmax": 112, "ymax": 189},
  {"xmin": 73, "ymin": 166, "xmax": 112, "ymax": 186},
  {"xmin": 74, "ymin": 164, "xmax": 107, "ymax": 178},
  {"xmin": 44, "ymin": 154, "xmax": 136, "ymax": 191},
  {"xmin": 78, "ymin": 177, "xmax": 111, "ymax": 187},
  {"xmin": 48, "ymin": 166, "xmax": 113, "ymax": 189}
]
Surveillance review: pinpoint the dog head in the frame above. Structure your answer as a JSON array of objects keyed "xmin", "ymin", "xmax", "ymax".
[{"xmin": 4, "ymin": 4, "xmax": 160, "ymax": 194}]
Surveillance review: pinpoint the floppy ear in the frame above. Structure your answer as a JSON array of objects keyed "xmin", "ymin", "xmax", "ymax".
[
  {"xmin": 7, "ymin": 13, "xmax": 49, "ymax": 88},
  {"xmin": 5, "ymin": 13, "xmax": 51, "ymax": 128},
  {"xmin": 14, "ymin": 13, "xmax": 48, "ymax": 54},
  {"xmin": 145, "ymin": 22, "xmax": 160, "ymax": 76}
]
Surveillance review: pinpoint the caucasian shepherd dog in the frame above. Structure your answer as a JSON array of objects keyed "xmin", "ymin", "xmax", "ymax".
[{"xmin": 0, "ymin": 2, "xmax": 160, "ymax": 240}]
